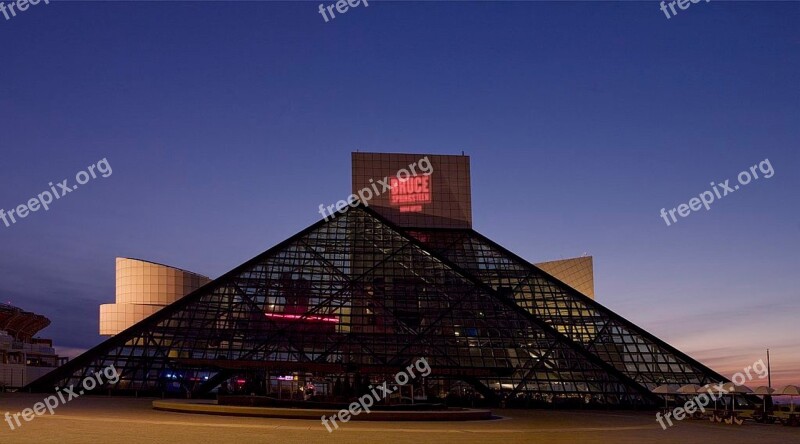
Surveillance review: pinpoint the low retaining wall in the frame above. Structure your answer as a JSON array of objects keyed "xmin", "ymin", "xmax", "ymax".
[{"xmin": 152, "ymin": 400, "xmax": 493, "ymax": 421}]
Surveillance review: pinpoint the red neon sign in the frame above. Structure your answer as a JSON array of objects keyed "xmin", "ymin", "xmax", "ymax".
[
  {"xmin": 264, "ymin": 312, "xmax": 339, "ymax": 323},
  {"xmin": 390, "ymin": 175, "xmax": 431, "ymax": 213}
]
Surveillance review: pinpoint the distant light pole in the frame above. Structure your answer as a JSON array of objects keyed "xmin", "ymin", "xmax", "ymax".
[
  {"xmin": 767, "ymin": 348, "xmax": 772, "ymax": 389},
  {"xmin": 766, "ymin": 348, "xmax": 773, "ymax": 415}
]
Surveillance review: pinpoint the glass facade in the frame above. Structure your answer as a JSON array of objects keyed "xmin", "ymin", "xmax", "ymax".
[
  {"xmin": 25, "ymin": 206, "xmax": 726, "ymax": 407},
  {"xmin": 406, "ymin": 228, "xmax": 723, "ymax": 389}
]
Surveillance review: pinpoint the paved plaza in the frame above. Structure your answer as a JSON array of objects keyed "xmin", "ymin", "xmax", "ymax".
[{"xmin": 0, "ymin": 393, "xmax": 797, "ymax": 444}]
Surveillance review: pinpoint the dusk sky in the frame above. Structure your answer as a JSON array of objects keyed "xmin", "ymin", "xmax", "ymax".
[{"xmin": 1, "ymin": 1, "xmax": 798, "ymax": 388}]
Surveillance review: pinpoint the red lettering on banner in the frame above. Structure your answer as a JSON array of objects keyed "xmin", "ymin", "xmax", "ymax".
[{"xmin": 390, "ymin": 176, "xmax": 432, "ymax": 212}]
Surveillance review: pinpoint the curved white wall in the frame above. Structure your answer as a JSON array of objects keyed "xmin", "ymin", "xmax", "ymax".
[{"xmin": 99, "ymin": 258, "xmax": 211, "ymax": 336}]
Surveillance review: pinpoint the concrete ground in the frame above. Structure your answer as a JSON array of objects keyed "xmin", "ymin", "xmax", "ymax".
[{"xmin": 0, "ymin": 393, "xmax": 797, "ymax": 443}]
